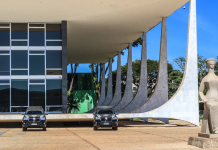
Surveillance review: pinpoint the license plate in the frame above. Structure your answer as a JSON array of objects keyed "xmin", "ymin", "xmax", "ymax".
[
  {"xmin": 103, "ymin": 123, "xmax": 109, "ymax": 125},
  {"xmin": 31, "ymin": 123, "xmax": 37, "ymax": 125}
]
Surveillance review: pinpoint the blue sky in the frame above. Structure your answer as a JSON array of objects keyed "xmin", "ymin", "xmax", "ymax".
[{"xmin": 68, "ymin": 0, "xmax": 218, "ymax": 73}]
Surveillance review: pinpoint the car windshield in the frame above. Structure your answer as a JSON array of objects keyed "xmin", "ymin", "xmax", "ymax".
[
  {"xmin": 26, "ymin": 111, "xmax": 43, "ymax": 115},
  {"xmin": 97, "ymin": 110, "xmax": 114, "ymax": 114}
]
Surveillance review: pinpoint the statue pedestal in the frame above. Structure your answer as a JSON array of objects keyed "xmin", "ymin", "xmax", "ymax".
[{"xmin": 188, "ymin": 134, "xmax": 218, "ymax": 149}]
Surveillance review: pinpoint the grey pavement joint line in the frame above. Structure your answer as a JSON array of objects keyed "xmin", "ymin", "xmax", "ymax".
[
  {"xmin": 132, "ymin": 129, "xmax": 188, "ymax": 143},
  {"xmin": 66, "ymin": 128, "xmax": 101, "ymax": 150},
  {"xmin": 0, "ymin": 129, "xmax": 10, "ymax": 136}
]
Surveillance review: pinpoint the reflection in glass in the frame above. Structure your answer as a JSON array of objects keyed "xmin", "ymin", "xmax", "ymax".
[
  {"xmin": 29, "ymin": 85, "xmax": 45, "ymax": 110},
  {"xmin": 0, "ymin": 85, "xmax": 10, "ymax": 112},
  {"xmin": 46, "ymin": 79, "xmax": 62, "ymax": 105},
  {"xmin": 29, "ymin": 51, "xmax": 44, "ymax": 54},
  {"xmin": 11, "ymin": 79, "xmax": 28, "ymax": 106},
  {"xmin": 0, "ymin": 24, "xmax": 9, "ymax": 27},
  {"xmin": 46, "ymin": 51, "xmax": 62, "ymax": 68},
  {"xmin": 11, "ymin": 23, "xmax": 28, "ymax": 39},
  {"xmin": 0, "ymin": 80, "xmax": 10, "ymax": 83},
  {"xmin": 29, "ymin": 28, "xmax": 45, "ymax": 46},
  {"xmin": 12, "ymin": 41, "xmax": 28, "ymax": 46},
  {"xmin": 11, "ymin": 70, "xmax": 28, "ymax": 75},
  {"xmin": 46, "ymin": 70, "xmax": 62, "ymax": 75},
  {"xmin": 29, "ymin": 55, "xmax": 45, "ymax": 75},
  {"xmin": 11, "ymin": 51, "xmax": 28, "ymax": 69},
  {"xmin": 11, "ymin": 107, "xmax": 28, "ymax": 112},
  {"xmin": 0, "ymin": 55, "xmax": 10, "ymax": 76},
  {"xmin": 46, "ymin": 24, "xmax": 61, "ymax": 39},
  {"xmin": 46, "ymin": 107, "xmax": 62, "ymax": 112},
  {"xmin": 30, "ymin": 79, "xmax": 44, "ymax": 83},
  {"xmin": 0, "ymin": 51, "xmax": 9, "ymax": 54},
  {"xmin": 0, "ymin": 28, "xmax": 10, "ymax": 46},
  {"xmin": 46, "ymin": 41, "xmax": 62, "ymax": 46},
  {"xmin": 29, "ymin": 24, "xmax": 44, "ymax": 27}
]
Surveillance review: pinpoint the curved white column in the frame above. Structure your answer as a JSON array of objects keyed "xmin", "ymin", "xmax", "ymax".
[
  {"xmin": 132, "ymin": 17, "xmax": 168, "ymax": 113},
  {"xmin": 87, "ymin": 64, "xmax": 105, "ymax": 113},
  {"xmin": 119, "ymin": 32, "xmax": 148, "ymax": 113},
  {"xmin": 101, "ymin": 59, "xmax": 113, "ymax": 106},
  {"xmin": 114, "ymin": 44, "xmax": 133, "ymax": 111},
  {"xmin": 109, "ymin": 52, "xmax": 121, "ymax": 107},
  {"xmin": 120, "ymin": 0, "xmax": 199, "ymax": 126}
]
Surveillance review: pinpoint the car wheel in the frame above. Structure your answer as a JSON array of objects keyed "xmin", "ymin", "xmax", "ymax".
[
  {"xmin": 93, "ymin": 126, "xmax": 98, "ymax": 131},
  {"xmin": 112, "ymin": 127, "xmax": 118, "ymax": 130},
  {"xmin": 43, "ymin": 127, "xmax": 46, "ymax": 131},
  {"xmin": 22, "ymin": 127, "xmax": 27, "ymax": 131}
]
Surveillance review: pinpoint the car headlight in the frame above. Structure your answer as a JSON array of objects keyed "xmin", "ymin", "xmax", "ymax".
[
  {"xmin": 40, "ymin": 117, "xmax": 46, "ymax": 120},
  {"xmin": 112, "ymin": 116, "xmax": 118, "ymax": 120},
  {"xmin": 23, "ymin": 117, "xmax": 29, "ymax": 120},
  {"xmin": 95, "ymin": 116, "xmax": 101, "ymax": 120}
]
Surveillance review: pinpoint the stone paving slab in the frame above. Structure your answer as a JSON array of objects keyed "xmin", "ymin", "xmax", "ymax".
[{"xmin": 0, "ymin": 120, "xmax": 215, "ymax": 150}]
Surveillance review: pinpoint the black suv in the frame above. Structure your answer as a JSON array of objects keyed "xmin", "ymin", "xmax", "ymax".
[
  {"xmin": 93, "ymin": 106, "xmax": 118, "ymax": 130},
  {"xmin": 22, "ymin": 106, "xmax": 47, "ymax": 131}
]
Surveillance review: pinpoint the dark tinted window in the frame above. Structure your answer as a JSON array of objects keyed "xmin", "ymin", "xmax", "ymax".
[
  {"xmin": 46, "ymin": 70, "xmax": 62, "ymax": 75},
  {"xmin": 0, "ymin": 51, "xmax": 9, "ymax": 54},
  {"xmin": 11, "ymin": 79, "xmax": 28, "ymax": 106},
  {"xmin": 0, "ymin": 80, "xmax": 10, "ymax": 83},
  {"xmin": 0, "ymin": 55, "xmax": 10, "ymax": 76},
  {"xmin": 46, "ymin": 79, "xmax": 62, "ymax": 105},
  {"xmin": 11, "ymin": 23, "xmax": 28, "ymax": 39},
  {"xmin": 0, "ymin": 24, "xmax": 9, "ymax": 27},
  {"xmin": 30, "ymin": 79, "xmax": 44, "ymax": 83},
  {"xmin": 29, "ymin": 28, "xmax": 45, "ymax": 46},
  {"xmin": 12, "ymin": 41, "xmax": 28, "ymax": 46},
  {"xmin": 0, "ymin": 28, "xmax": 10, "ymax": 46},
  {"xmin": 11, "ymin": 107, "xmax": 27, "ymax": 112},
  {"xmin": 46, "ymin": 41, "xmax": 62, "ymax": 46},
  {"xmin": 46, "ymin": 107, "xmax": 62, "ymax": 112},
  {"xmin": 11, "ymin": 51, "xmax": 28, "ymax": 69},
  {"xmin": 46, "ymin": 24, "xmax": 61, "ymax": 39},
  {"xmin": 29, "ymin": 24, "xmax": 44, "ymax": 27},
  {"xmin": 29, "ymin": 55, "xmax": 45, "ymax": 75},
  {"xmin": 11, "ymin": 70, "xmax": 28, "ymax": 75},
  {"xmin": 26, "ymin": 110, "xmax": 43, "ymax": 114},
  {"xmin": 29, "ymin": 85, "xmax": 45, "ymax": 110},
  {"xmin": 97, "ymin": 110, "xmax": 114, "ymax": 114},
  {"xmin": 29, "ymin": 51, "xmax": 44, "ymax": 54},
  {"xmin": 46, "ymin": 51, "xmax": 62, "ymax": 68},
  {"xmin": 0, "ymin": 85, "xmax": 10, "ymax": 112}
]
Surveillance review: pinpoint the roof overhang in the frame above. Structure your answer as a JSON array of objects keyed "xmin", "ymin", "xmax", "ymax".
[{"xmin": 0, "ymin": 0, "xmax": 189, "ymax": 63}]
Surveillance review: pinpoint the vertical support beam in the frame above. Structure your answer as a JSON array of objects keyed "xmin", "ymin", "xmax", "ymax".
[
  {"xmin": 109, "ymin": 52, "xmax": 121, "ymax": 106},
  {"xmin": 122, "ymin": 0, "xmax": 199, "ymax": 126},
  {"xmin": 120, "ymin": 33, "xmax": 147, "ymax": 113},
  {"xmin": 114, "ymin": 44, "xmax": 133, "ymax": 111},
  {"xmin": 61, "ymin": 21, "xmax": 68, "ymax": 113},
  {"xmin": 88, "ymin": 64, "xmax": 105, "ymax": 113},
  {"xmin": 101, "ymin": 59, "xmax": 113, "ymax": 106},
  {"xmin": 132, "ymin": 17, "xmax": 168, "ymax": 114}
]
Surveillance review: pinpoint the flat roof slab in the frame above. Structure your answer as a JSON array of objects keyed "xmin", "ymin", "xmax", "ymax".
[{"xmin": 0, "ymin": 0, "xmax": 189, "ymax": 63}]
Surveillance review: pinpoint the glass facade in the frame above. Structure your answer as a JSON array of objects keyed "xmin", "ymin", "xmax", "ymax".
[{"xmin": 0, "ymin": 23, "xmax": 63, "ymax": 113}]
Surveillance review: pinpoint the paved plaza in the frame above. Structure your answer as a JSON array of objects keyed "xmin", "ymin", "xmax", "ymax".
[{"xmin": 0, "ymin": 120, "xmax": 214, "ymax": 150}]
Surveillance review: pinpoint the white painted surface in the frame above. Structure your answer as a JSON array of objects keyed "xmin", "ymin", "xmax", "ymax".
[
  {"xmin": 121, "ymin": 0, "xmax": 199, "ymax": 126},
  {"xmin": 0, "ymin": 0, "xmax": 188, "ymax": 63}
]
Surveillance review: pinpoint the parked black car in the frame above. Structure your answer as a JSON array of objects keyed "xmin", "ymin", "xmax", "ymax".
[
  {"xmin": 93, "ymin": 106, "xmax": 118, "ymax": 130},
  {"xmin": 22, "ymin": 106, "xmax": 47, "ymax": 131}
]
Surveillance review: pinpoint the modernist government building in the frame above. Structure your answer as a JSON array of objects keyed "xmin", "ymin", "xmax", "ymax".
[{"xmin": 0, "ymin": 0, "xmax": 199, "ymax": 125}]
